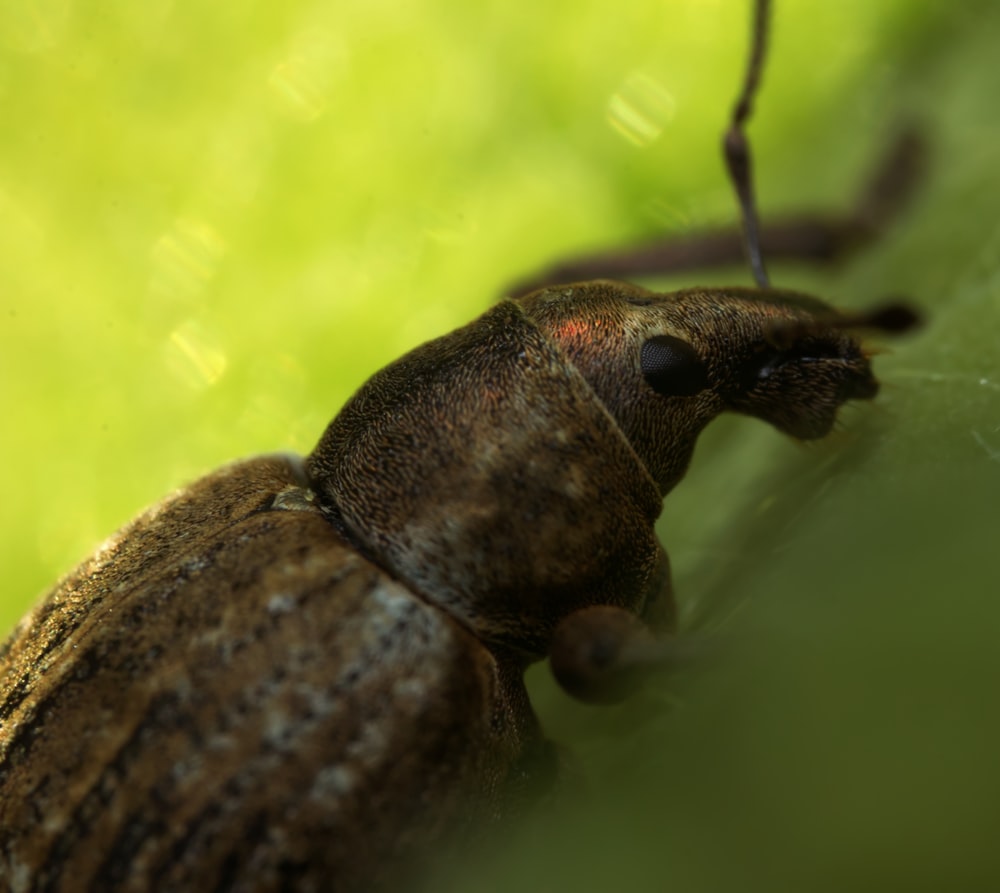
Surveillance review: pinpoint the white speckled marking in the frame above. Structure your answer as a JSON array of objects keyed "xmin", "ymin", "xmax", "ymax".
[
  {"xmin": 266, "ymin": 593, "xmax": 296, "ymax": 615},
  {"xmin": 311, "ymin": 764, "xmax": 357, "ymax": 799}
]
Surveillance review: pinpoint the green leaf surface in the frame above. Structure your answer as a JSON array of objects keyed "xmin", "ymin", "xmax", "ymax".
[{"xmin": 2, "ymin": 0, "xmax": 997, "ymax": 889}]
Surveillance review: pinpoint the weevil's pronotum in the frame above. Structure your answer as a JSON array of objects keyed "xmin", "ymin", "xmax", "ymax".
[{"xmin": 0, "ymin": 2, "xmax": 920, "ymax": 890}]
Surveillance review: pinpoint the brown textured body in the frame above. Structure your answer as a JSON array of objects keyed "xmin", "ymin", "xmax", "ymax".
[
  {"xmin": 0, "ymin": 456, "xmax": 538, "ymax": 892},
  {"xmin": 1, "ymin": 281, "xmax": 903, "ymax": 891}
]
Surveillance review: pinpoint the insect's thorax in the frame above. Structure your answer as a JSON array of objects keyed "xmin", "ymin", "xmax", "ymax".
[{"xmin": 307, "ymin": 301, "xmax": 666, "ymax": 657}]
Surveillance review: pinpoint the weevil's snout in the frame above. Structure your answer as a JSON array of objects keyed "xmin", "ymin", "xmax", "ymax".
[
  {"xmin": 723, "ymin": 334, "xmax": 879, "ymax": 439},
  {"xmin": 719, "ymin": 294, "xmax": 919, "ymax": 440},
  {"xmin": 847, "ymin": 366, "xmax": 880, "ymax": 401}
]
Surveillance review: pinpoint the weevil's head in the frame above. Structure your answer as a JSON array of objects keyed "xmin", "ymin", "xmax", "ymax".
[{"xmin": 517, "ymin": 280, "xmax": 918, "ymax": 495}]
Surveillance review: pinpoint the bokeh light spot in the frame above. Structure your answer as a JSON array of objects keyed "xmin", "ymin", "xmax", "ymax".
[
  {"xmin": 269, "ymin": 57, "xmax": 328, "ymax": 122},
  {"xmin": 164, "ymin": 319, "xmax": 228, "ymax": 390},
  {"xmin": 607, "ymin": 71, "xmax": 676, "ymax": 147},
  {"xmin": 150, "ymin": 219, "xmax": 227, "ymax": 303}
]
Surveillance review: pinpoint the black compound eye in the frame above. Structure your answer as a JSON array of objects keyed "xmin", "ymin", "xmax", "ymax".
[{"xmin": 641, "ymin": 334, "xmax": 709, "ymax": 397}]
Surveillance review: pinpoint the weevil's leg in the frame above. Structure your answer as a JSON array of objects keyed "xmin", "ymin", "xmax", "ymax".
[
  {"xmin": 506, "ymin": 127, "xmax": 926, "ymax": 298},
  {"xmin": 549, "ymin": 606, "xmax": 699, "ymax": 705}
]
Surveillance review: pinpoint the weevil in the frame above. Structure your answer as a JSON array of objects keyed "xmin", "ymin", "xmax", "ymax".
[{"xmin": 0, "ymin": 2, "xmax": 920, "ymax": 891}]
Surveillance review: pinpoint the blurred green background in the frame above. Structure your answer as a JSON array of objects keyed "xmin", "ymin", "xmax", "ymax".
[{"xmin": 2, "ymin": 0, "xmax": 998, "ymax": 890}]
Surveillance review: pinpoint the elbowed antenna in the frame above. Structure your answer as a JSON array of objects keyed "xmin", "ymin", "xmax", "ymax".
[{"xmin": 724, "ymin": 0, "xmax": 772, "ymax": 288}]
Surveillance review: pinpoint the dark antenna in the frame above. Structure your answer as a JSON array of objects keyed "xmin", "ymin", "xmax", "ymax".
[
  {"xmin": 764, "ymin": 300, "xmax": 921, "ymax": 349},
  {"xmin": 724, "ymin": 0, "xmax": 772, "ymax": 288}
]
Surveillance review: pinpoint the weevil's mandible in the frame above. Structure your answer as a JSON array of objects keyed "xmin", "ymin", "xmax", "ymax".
[{"xmin": 0, "ymin": 1, "xmax": 920, "ymax": 891}]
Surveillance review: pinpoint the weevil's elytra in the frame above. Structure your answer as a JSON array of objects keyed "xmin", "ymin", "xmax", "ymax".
[
  {"xmin": 0, "ymin": 457, "xmax": 539, "ymax": 891},
  {"xmin": 0, "ymin": 0, "xmax": 921, "ymax": 889}
]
